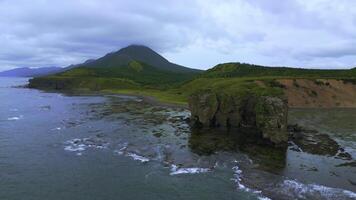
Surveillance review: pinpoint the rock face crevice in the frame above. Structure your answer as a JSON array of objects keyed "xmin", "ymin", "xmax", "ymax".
[{"xmin": 188, "ymin": 90, "xmax": 288, "ymax": 146}]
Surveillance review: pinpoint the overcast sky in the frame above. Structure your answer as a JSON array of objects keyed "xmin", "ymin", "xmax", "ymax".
[{"xmin": 1, "ymin": 0, "xmax": 356, "ymax": 71}]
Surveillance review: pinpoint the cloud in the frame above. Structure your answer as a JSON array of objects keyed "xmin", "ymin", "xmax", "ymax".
[{"xmin": 0, "ymin": 0, "xmax": 356, "ymax": 71}]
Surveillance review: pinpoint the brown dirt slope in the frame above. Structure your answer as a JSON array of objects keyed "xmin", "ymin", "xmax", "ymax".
[{"xmin": 277, "ymin": 79, "xmax": 356, "ymax": 108}]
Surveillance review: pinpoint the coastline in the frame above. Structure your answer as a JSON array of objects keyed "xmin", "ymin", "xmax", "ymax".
[{"xmin": 25, "ymin": 84, "xmax": 189, "ymax": 109}]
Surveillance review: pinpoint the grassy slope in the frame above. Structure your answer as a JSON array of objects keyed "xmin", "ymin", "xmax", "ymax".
[
  {"xmin": 30, "ymin": 62, "xmax": 356, "ymax": 106},
  {"xmin": 58, "ymin": 61, "xmax": 198, "ymax": 87},
  {"xmin": 151, "ymin": 63, "xmax": 356, "ymax": 105},
  {"xmin": 29, "ymin": 61, "xmax": 199, "ymax": 105},
  {"xmin": 202, "ymin": 62, "xmax": 356, "ymax": 78},
  {"xmin": 103, "ymin": 77, "xmax": 286, "ymax": 106}
]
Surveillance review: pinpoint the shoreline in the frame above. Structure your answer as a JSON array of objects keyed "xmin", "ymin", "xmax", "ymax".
[
  {"xmin": 25, "ymin": 85, "xmax": 189, "ymax": 109},
  {"xmin": 24, "ymin": 85, "xmax": 356, "ymax": 110}
]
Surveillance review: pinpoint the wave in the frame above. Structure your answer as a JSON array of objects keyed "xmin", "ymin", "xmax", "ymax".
[
  {"xmin": 114, "ymin": 144, "xmax": 149, "ymax": 163},
  {"xmin": 64, "ymin": 138, "xmax": 109, "ymax": 156},
  {"xmin": 281, "ymin": 179, "xmax": 356, "ymax": 200},
  {"xmin": 170, "ymin": 164, "xmax": 211, "ymax": 175},
  {"xmin": 232, "ymin": 165, "xmax": 271, "ymax": 200},
  {"xmin": 7, "ymin": 115, "xmax": 23, "ymax": 121},
  {"xmin": 51, "ymin": 127, "xmax": 62, "ymax": 131},
  {"xmin": 126, "ymin": 153, "xmax": 150, "ymax": 163},
  {"xmin": 64, "ymin": 144, "xmax": 86, "ymax": 152}
]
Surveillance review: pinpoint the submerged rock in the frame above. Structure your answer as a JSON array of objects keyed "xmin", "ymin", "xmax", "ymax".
[
  {"xmin": 336, "ymin": 161, "xmax": 356, "ymax": 168},
  {"xmin": 188, "ymin": 90, "xmax": 288, "ymax": 146},
  {"xmin": 288, "ymin": 124, "xmax": 353, "ymax": 159}
]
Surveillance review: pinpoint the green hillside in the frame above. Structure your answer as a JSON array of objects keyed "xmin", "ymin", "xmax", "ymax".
[
  {"xmin": 176, "ymin": 62, "xmax": 356, "ymax": 103},
  {"xmin": 29, "ymin": 45, "xmax": 202, "ymax": 92},
  {"xmin": 202, "ymin": 62, "xmax": 356, "ymax": 78},
  {"xmin": 75, "ymin": 45, "xmax": 201, "ymax": 73},
  {"xmin": 29, "ymin": 50, "xmax": 356, "ymax": 106},
  {"xmin": 58, "ymin": 61, "xmax": 198, "ymax": 86}
]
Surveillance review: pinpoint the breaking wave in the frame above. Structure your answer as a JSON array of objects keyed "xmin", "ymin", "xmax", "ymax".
[
  {"xmin": 281, "ymin": 179, "xmax": 356, "ymax": 200},
  {"xmin": 232, "ymin": 164, "xmax": 271, "ymax": 200},
  {"xmin": 64, "ymin": 138, "xmax": 109, "ymax": 156},
  {"xmin": 7, "ymin": 115, "xmax": 23, "ymax": 121},
  {"xmin": 170, "ymin": 164, "xmax": 211, "ymax": 175}
]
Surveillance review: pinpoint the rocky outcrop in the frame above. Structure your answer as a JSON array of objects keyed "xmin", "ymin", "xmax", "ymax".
[{"xmin": 188, "ymin": 90, "xmax": 288, "ymax": 146}]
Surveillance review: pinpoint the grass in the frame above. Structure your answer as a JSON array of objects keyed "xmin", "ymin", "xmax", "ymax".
[
  {"xmin": 103, "ymin": 88, "xmax": 188, "ymax": 105},
  {"xmin": 29, "ymin": 76, "xmax": 189, "ymax": 105},
  {"xmin": 29, "ymin": 61, "xmax": 356, "ymax": 106},
  {"xmin": 58, "ymin": 64, "xmax": 199, "ymax": 88},
  {"xmin": 181, "ymin": 77, "xmax": 285, "ymax": 97},
  {"xmin": 202, "ymin": 62, "xmax": 356, "ymax": 79},
  {"xmin": 105, "ymin": 76, "xmax": 288, "ymax": 105}
]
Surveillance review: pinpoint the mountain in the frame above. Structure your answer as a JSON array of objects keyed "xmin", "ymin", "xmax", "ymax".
[
  {"xmin": 0, "ymin": 67, "xmax": 62, "ymax": 77},
  {"xmin": 75, "ymin": 45, "xmax": 201, "ymax": 73},
  {"xmin": 29, "ymin": 45, "xmax": 202, "ymax": 90}
]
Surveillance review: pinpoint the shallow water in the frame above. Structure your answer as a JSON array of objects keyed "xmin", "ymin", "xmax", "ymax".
[{"xmin": 0, "ymin": 77, "xmax": 355, "ymax": 200}]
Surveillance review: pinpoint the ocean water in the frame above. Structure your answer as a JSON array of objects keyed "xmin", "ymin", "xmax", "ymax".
[{"xmin": 0, "ymin": 77, "xmax": 355, "ymax": 200}]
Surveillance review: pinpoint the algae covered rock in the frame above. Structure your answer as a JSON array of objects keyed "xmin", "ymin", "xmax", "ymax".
[
  {"xmin": 215, "ymin": 94, "xmax": 243, "ymax": 128},
  {"xmin": 188, "ymin": 90, "xmax": 289, "ymax": 146},
  {"xmin": 255, "ymin": 97, "xmax": 288, "ymax": 144},
  {"xmin": 188, "ymin": 90, "xmax": 244, "ymax": 128},
  {"xmin": 188, "ymin": 90, "xmax": 219, "ymax": 127}
]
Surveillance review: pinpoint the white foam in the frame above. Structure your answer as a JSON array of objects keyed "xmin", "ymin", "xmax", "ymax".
[
  {"xmin": 282, "ymin": 179, "xmax": 356, "ymax": 199},
  {"xmin": 258, "ymin": 197, "xmax": 272, "ymax": 200},
  {"xmin": 232, "ymin": 166, "xmax": 248, "ymax": 190},
  {"xmin": 64, "ymin": 144, "xmax": 86, "ymax": 152},
  {"xmin": 64, "ymin": 138, "xmax": 108, "ymax": 155},
  {"xmin": 52, "ymin": 127, "xmax": 62, "ymax": 131},
  {"xmin": 232, "ymin": 165, "xmax": 271, "ymax": 200},
  {"xmin": 126, "ymin": 153, "xmax": 150, "ymax": 163},
  {"xmin": 114, "ymin": 146, "xmax": 127, "ymax": 155},
  {"xmin": 170, "ymin": 164, "xmax": 211, "ymax": 175},
  {"xmin": 7, "ymin": 115, "xmax": 23, "ymax": 121}
]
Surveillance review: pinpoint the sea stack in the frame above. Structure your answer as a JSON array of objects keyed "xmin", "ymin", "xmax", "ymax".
[{"xmin": 188, "ymin": 90, "xmax": 289, "ymax": 146}]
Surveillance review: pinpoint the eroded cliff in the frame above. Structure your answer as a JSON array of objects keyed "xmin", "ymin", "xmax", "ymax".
[
  {"xmin": 278, "ymin": 79, "xmax": 356, "ymax": 108},
  {"xmin": 189, "ymin": 90, "xmax": 288, "ymax": 146}
]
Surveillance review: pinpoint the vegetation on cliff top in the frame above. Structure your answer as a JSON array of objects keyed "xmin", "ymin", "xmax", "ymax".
[{"xmin": 202, "ymin": 62, "xmax": 356, "ymax": 79}]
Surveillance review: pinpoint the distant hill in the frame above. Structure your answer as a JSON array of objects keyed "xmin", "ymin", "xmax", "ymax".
[
  {"xmin": 0, "ymin": 67, "xmax": 62, "ymax": 77},
  {"xmin": 75, "ymin": 45, "xmax": 201, "ymax": 73},
  {"xmin": 57, "ymin": 60, "xmax": 198, "ymax": 86},
  {"xmin": 29, "ymin": 45, "xmax": 202, "ymax": 90},
  {"xmin": 201, "ymin": 62, "xmax": 356, "ymax": 78}
]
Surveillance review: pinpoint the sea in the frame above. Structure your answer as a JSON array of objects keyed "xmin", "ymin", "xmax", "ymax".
[{"xmin": 0, "ymin": 77, "xmax": 355, "ymax": 200}]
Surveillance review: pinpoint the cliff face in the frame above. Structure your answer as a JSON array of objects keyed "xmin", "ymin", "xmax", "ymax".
[
  {"xmin": 189, "ymin": 91, "xmax": 288, "ymax": 146},
  {"xmin": 278, "ymin": 79, "xmax": 356, "ymax": 108}
]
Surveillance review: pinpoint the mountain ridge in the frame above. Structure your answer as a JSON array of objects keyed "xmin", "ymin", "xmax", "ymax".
[
  {"xmin": 29, "ymin": 45, "xmax": 202, "ymax": 89},
  {"xmin": 0, "ymin": 67, "xmax": 62, "ymax": 77},
  {"xmin": 75, "ymin": 45, "xmax": 201, "ymax": 73}
]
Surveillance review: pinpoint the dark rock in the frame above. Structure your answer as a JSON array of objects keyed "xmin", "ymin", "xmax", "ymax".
[
  {"xmin": 289, "ymin": 126, "xmax": 352, "ymax": 158},
  {"xmin": 188, "ymin": 91, "xmax": 219, "ymax": 127},
  {"xmin": 288, "ymin": 124, "xmax": 318, "ymax": 134},
  {"xmin": 336, "ymin": 152, "xmax": 352, "ymax": 160},
  {"xmin": 188, "ymin": 90, "xmax": 288, "ymax": 146},
  {"xmin": 335, "ymin": 161, "xmax": 356, "ymax": 167},
  {"xmin": 254, "ymin": 96, "xmax": 288, "ymax": 144},
  {"xmin": 349, "ymin": 179, "xmax": 356, "ymax": 186}
]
